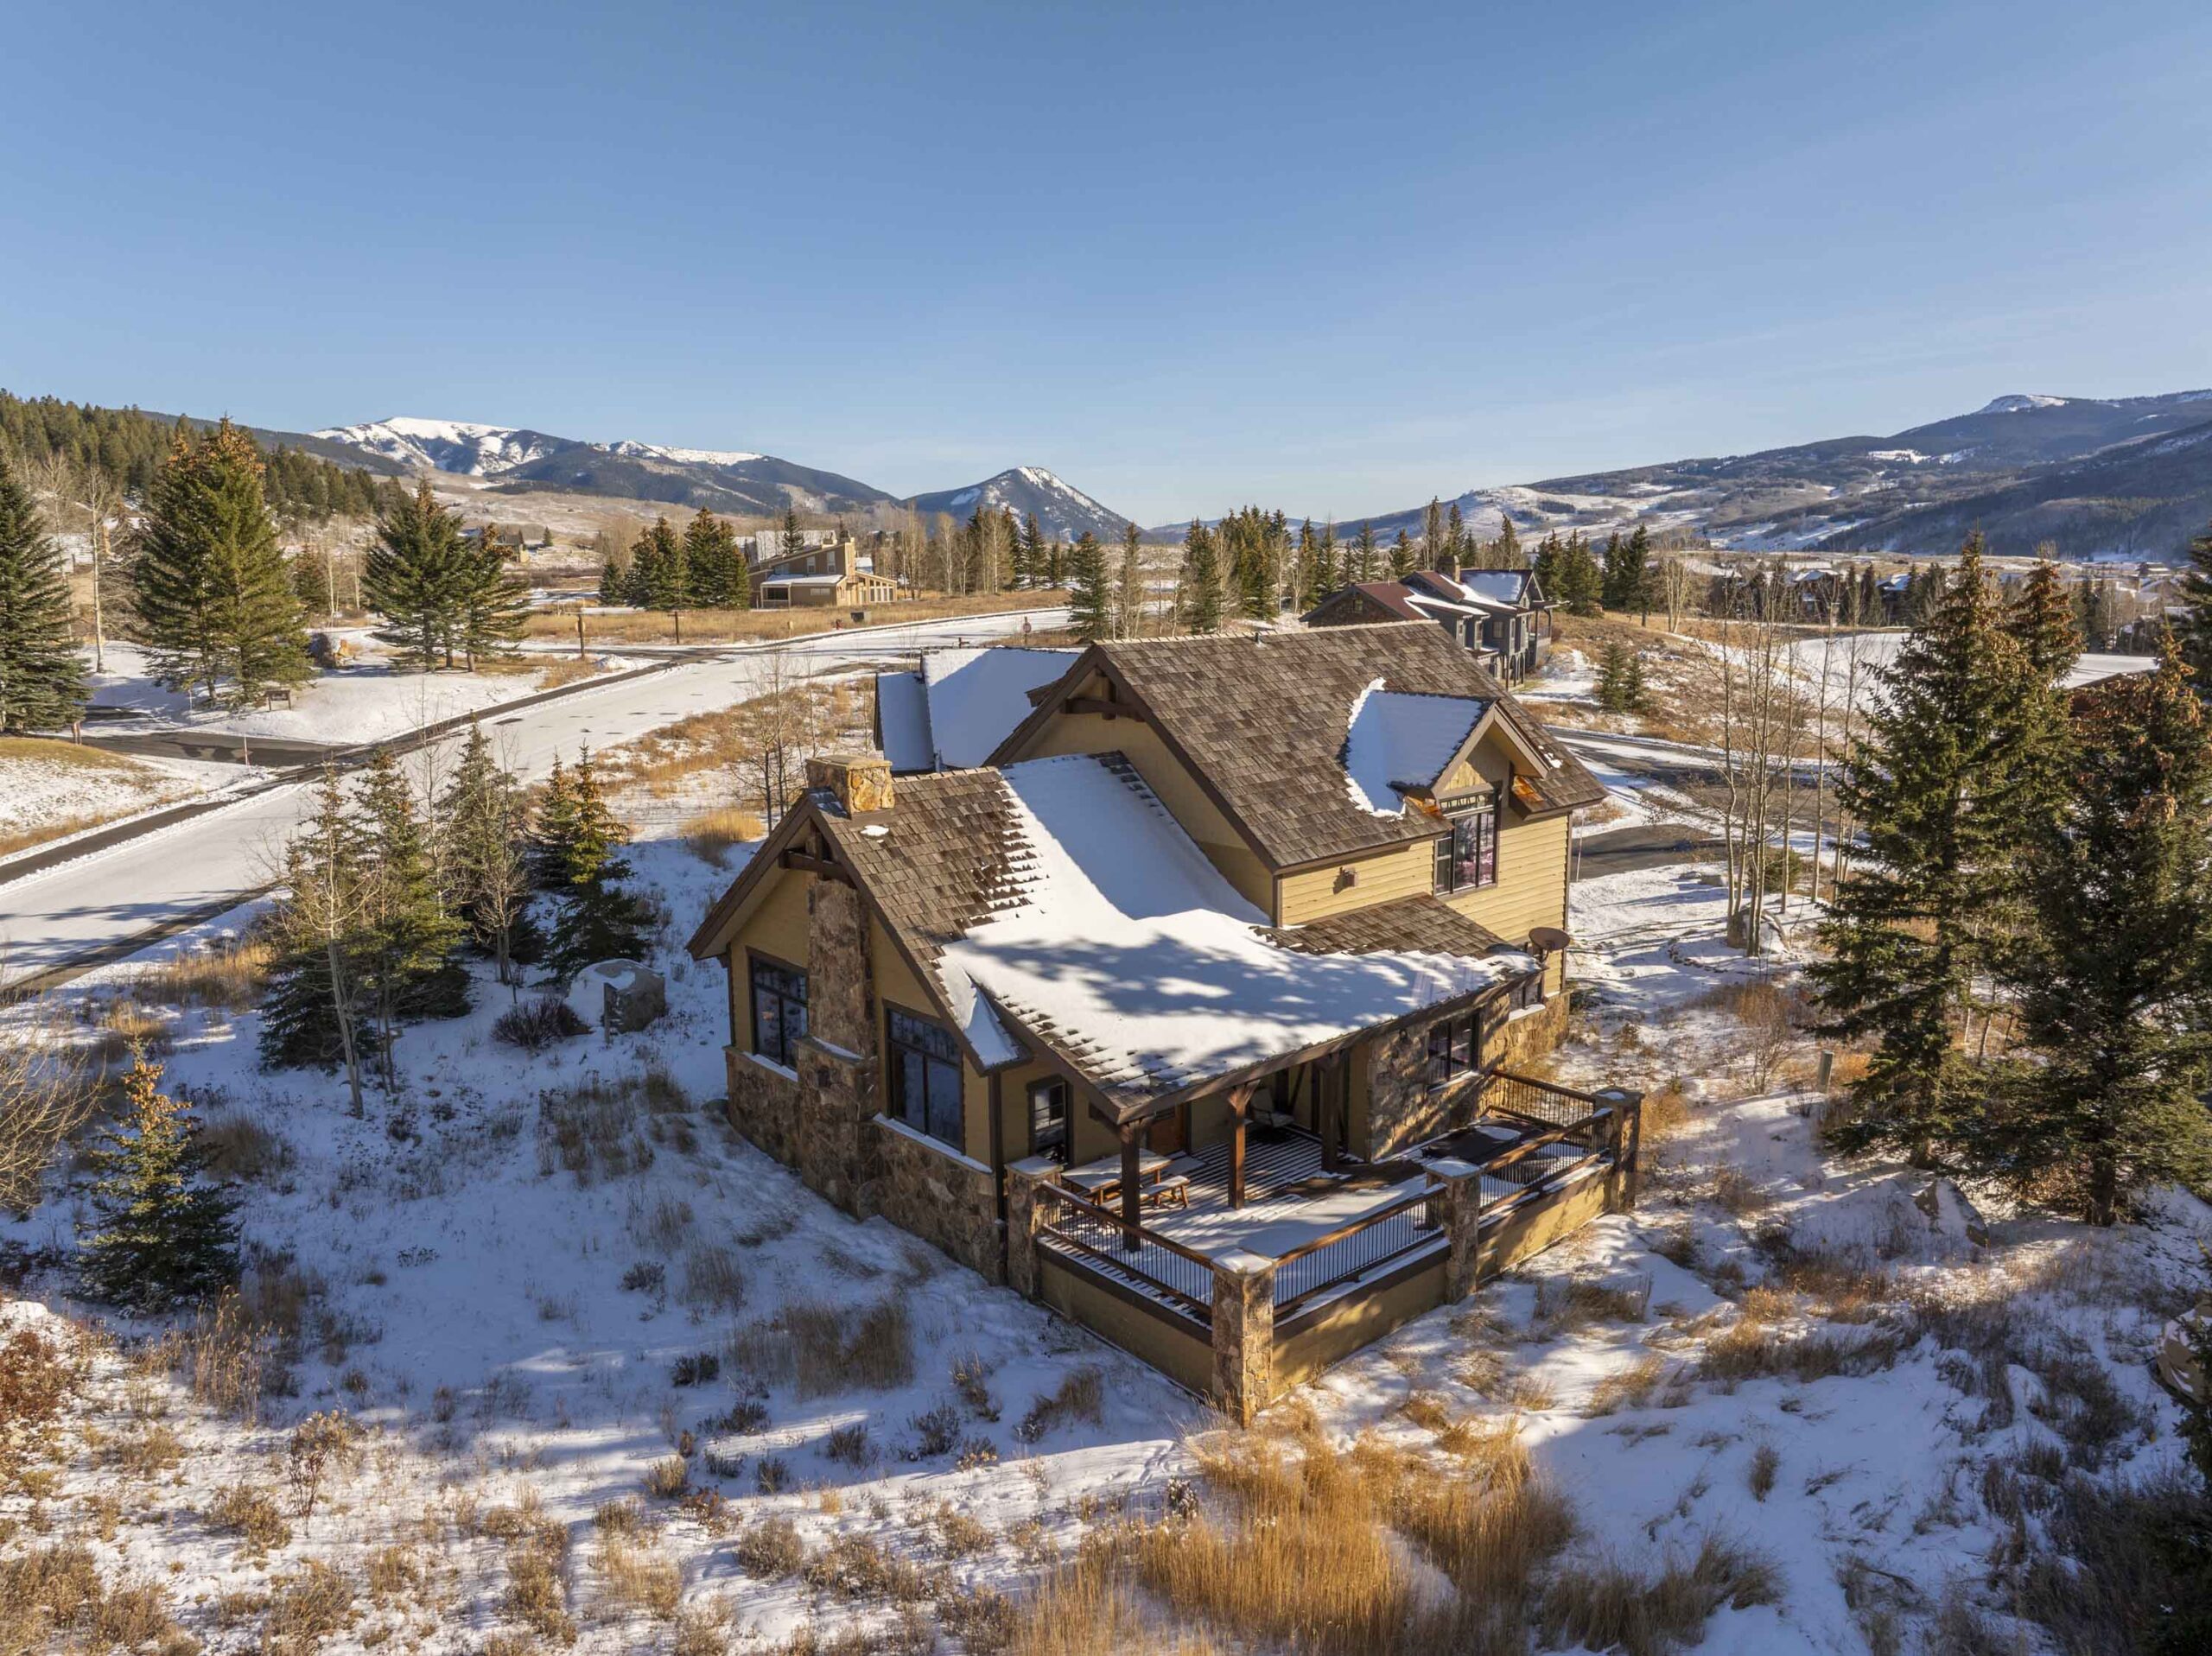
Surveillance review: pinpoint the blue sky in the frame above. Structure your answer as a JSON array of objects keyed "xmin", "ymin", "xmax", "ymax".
[{"xmin": 5, "ymin": 1, "xmax": 2209, "ymax": 523}]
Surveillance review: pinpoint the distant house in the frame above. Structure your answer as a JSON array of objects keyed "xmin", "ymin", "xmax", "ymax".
[
  {"xmin": 688, "ymin": 622, "xmax": 1637, "ymax": 1418},
  {"xmin": 875, "ymin": 647, "xmax": 1081, "ymax": 773},
  {"xmin": 753, "ymin": 535, "xmax": 901, "ymax": 608},
  {"xmin": 1304, "ymin": 568, "xmax": 1551, "ymax": 680}
]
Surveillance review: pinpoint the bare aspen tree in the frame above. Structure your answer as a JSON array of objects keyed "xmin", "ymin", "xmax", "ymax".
[{"xmin": 0, "ymin": 1011, "xmax": 92, "ymax": 1215}]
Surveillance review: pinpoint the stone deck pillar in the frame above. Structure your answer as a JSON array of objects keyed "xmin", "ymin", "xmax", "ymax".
[
  {"xmin": 1427, "ymin": 1158, "xmax": 1486, "ymax": 1299},
  {"xmin": 1210, "ymin": 1249, "xmax": 1277, "ymax": 1425},
  {"xmin": 1594, "ymin": 1088, "xmax": 1643, "ymax": 1212},
  {"xmin": 1003, "ymin": 1157, "xmax": 1065, "ymax": 1301}
]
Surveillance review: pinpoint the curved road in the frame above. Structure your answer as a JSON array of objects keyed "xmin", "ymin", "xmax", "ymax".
[{"xmin": 0, "ymin": 610, "xmax": 1064, "ymax": 991}]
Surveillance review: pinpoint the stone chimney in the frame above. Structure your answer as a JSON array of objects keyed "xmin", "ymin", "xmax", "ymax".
[{"xmin": 805, "ymin": 753, "xmax": 894, "ymax": 816}]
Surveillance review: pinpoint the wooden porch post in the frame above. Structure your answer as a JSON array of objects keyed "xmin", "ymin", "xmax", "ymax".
[
  {"xmin": 1118, "ymin": 1120, "xmax": 1142, "ymax": 1250},
  {"xmin": 1228, "ymin": 1082, "xmax": 1255, "ymax": 1209},
  {"xmin": 1319, "ymin": 1058, "xmax": 1341, "ymax": 1173}
]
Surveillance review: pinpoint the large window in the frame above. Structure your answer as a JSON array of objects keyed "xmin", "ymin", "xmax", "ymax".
[
  {"xmin": 1028, "ymin": 1077, "xmax": 1070, "ymax": 1163},
  {"xmin": 1426, "ymin": 1011, "xmax": 1480, "ymax": 1094},
  {"xmin": 749, "ymin": 955, "xmax": 808, "ymax": 1067},
  {"xmin": 1433, "ymin": 789, "xmax": 1501, "ymax": 893},
  {"xmin": 887, "ymin": 1006, "xmax": 964, "ymax": 1150}
]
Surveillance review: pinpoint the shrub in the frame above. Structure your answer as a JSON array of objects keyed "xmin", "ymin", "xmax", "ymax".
[
  {"xmin": 1586, "ymin": 1356, "xmax": 1669, "ymax": 1418},
  {"xmin": 1015, "ymin": 1367, "xmax": 1104, "ymax": 1444},
  {"xmin": 0, "ymin": 1327, "xmax": 76, "ymax": 1488},
  {"xmin": 592, "ymin": 1534, "xmax": 681, "ymax": 1620},
  {"xmin": 285, "ymin": 1410, "xmax": 359, "ymax": 1517},
  {"xmin": 494, "ymin": 997, "xmax": 588, "ymax": 1052},
  {"xmin": 708, "ymin": 1397, "xmax": 769, "ymax": 1436},
  {"xmin": 824, "ymin": 1423, "xmax": 872, "ymax": 1467},
  {"xmin": 642, "ymin": 1456, "xmax": 690, "ymax": 1500},
  {"xmin": 1539, "ymin": 1535, "xmax": 1781, "ymax": 1656},
  {"xmin": 263, "ymin": 1561, "xmax": 357, "ymax": 1656},
  {"xmin": 670, "ymin": 1352, "xmax": 720, "ymax": 1387},
  {"xmin": 1748, "ymin": 1443, "xmax": 1780, "ymax": 1501},
  {"xmin": 734, "ymin": 1517, "xmax": 804, "ymax": 1579},
  {"xmin": 753, "ymin": 1456, "xmax": 789, "ymax": 1495},
  {"xmin": 906, "ymin": 1404, "xmax": 962, "ymax": 1461},
  {"xmin": 726, "ymin": 1298, "xmax": 914, "ymax": 1398},
  {"xmin": 677, "ymin": 1245, "xmax": 746, "ymax": 1314}
]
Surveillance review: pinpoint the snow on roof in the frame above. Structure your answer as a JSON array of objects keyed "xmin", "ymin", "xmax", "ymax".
[
  {"xmin": 917, "ymin": 647, "xmax": 1078, "ymax": 770},
  {"xmin": 759, "ymin": 573, "xmax": 845, "ymax": 587},
  {"xmin": 1453, "ymin": 569, "xmax": 1534, "ymax": 606},
  {"xmin": 1340, "ymin": 680, "xmax": 1487, "ymax": 817},
  {"xmin": 939, "ymin": 754, "xmax": 1527, "ymax": 1103},
  {"xmin": 875, "ymin": 670, "xmax": 932, "ymax": 773}
]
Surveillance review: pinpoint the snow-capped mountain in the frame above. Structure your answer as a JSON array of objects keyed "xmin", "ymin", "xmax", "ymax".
[
  {"xmin": 1345, "ymin": 389, "xmax": 2212, "ymax": 562},
  {"xmin": 311, "ymin": 416, "xmax": 893, "ymax": 517},
  {"xmin": 905, "ymin": 466, "xmax": 1132, "ymax": 543}
]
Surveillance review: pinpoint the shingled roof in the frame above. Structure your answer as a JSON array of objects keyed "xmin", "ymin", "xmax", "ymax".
[
  {"xmin": 993, "ymin": 621, "xmax": 1605, "ymax": 867},
  {"xmin": 1262, "ymin": 893, "xmax": 1505, "ymax": 957}
]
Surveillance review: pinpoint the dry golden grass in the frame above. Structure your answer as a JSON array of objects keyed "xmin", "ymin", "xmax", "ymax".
[
  {"xmin": 1539, "ymin": 1534, "xmax": 1781, "ymax": 1656},
  {"xmin": 1639, "ymin": 1084, "xmax": 1693, "ymax": 1142},
  {"xmin": 1586, "ymin": 1355, "xmax": 1669, "ymax": 1417},
  {"xmin": 727, "ymin": 1298, "xmax": 916, "ymax": 1398},
  {"xmin": 592, "ymin": 1534, "xmax": 681, "ymax": 1620},
  {"xmin": 683, "ymin": 806, "xmax": 766, "ymax": 866},
  {"xmin": 262, "ymin": 1561, "xmax": 358, "ymax": 1656},
  {"xmin": 535, "ymin": 657, "xmax": 608, "ymax": 690},
  {"xmin": 0, "ymin": 1542, "xmax": 186, "ymax": 1656},
  {"xmin": 525, "ymin": 588, "xmax": 1062, "ymax": 647},
  {"xmin": 130, "ymin": 938, "xmax": 273, "ymax": 1013}
]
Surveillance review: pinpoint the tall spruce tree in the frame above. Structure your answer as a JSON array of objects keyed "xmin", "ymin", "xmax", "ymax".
[
  {"xmin": 1389, "ymin": 528, "xmax": 1418, "ymax": 581},
  {"xmin": 1556, "ymin": 536, "xmax": 1604, "ymax": 616},
  {"xmin": 1115, "ymin": 521, "xmax": 1146, "ymax": 639},
  {"xmin": 1180, "ymin": 523, "xmax": 1223, "ymax": 633},
  {"xmin": 1066, "ymin": 532, "xmax": 1110, "ymax": 642},
  {"xmin": 536, "ymin": 750, "xmax": 652, "ymax": 984},
  {"xmin": 78, "ymin": 1056, "xmax": 240, "ymax": 1310},
  {"xmin": 627, "ymin": 517, "xmax": 686, "ymax": 614},
  {"xmin": 259, "ymin": 767, "xmax": 375, "ymax": 1107},
  {"xmin": 1985, "ymin": 645, "xmax": 2212, "ymax": 1222},
  {"xmin": 355, "ymin": 749, "xmax": 468, "ymax": 1086},
  {"xmin": 0, "ymin": 448, "xmax": 86, "ymax": 731},
  {"xmin": 364, "ymin": 481, "xmax": 468, "ymax": 669},
  {"xmin": 597, "ymin": 553, "xmax": 627, "ymax": 606},
  {"xmin": 1351, "ymin": 521, "xmax": 1379, "ymax": 583},
  {"xmin": 441, "ymin": 724, "xmax": 536, "ymax": 988},
  {"xmin": 683, "ymin": 508, "xmax": 742, "ymax": 608},
  {"xmin": 2179, "ymin": 517, "xmax": 2212, "ymax": 695},
  {"xmin": 454, "ymin": 533, "xmax": 529, "ymax": 667},
  {"xmin": 1811, "ymin": 538, "xmax": 2050, "ymax": 1167},
  {"xmin": 130, "ymin": 419, "xmax": 308, "ymax": 707},
  {"xmin": 1018, "ymin": 514, "xmax": 1046, "ymax": 591}
]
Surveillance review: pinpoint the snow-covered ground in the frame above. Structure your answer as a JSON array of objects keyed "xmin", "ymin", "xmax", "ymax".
[
  {"xmin": 0, "ymin": 743, "xmax": 257, "ymax": 847},
  {"xmin": 0, "ymin": 611, "xmax": 1062, "ymax": 987},
  {"xmin": 85, "ymin": 639, "xmax": 645, "ymax": 746},
  {"xmin": 0, "ymin": 632, "xmax": 2199, "ymax": 1654},
  {"xmin": 1784, "ymin": 631, "xmax": 2158, "ymax": 714}
]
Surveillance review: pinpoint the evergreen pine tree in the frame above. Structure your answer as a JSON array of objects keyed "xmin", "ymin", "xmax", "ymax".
[
  {"xmin": 1811, "ymin": 538, "xmax": 2050, "ymax": 1168},
  {"xmin": 1318, "ymin": 521, "xmax": 1338, "ymax": 590},
  {"xmin": 1351, "ymin": 522, "xmax": 1379, "ymax": 583},
  {"xmin": 1444, "ymin": 502, "xmax": 1467, "ymax": 573},
  {"xmin": 1495, "ymin": 514, "xmax": 1522, "ymax": 569},
  {"xmin": 259, "ymin": 767, "xmax": 376, "ymax": 1106},
  {"xmin": 1180, "ymin": 523, "xmax": 1224, "ymax": 633},
  {"xmin": 441, "ymin": 724, "xmax": 535, "ymax": 987},
  {"xmin": 537, "ymin": 750, "xmax": 652, "ymax": 984},
  {"xmin": 1115, "ymin": 521, "xmax": 1146, "ymax": 640},
  {"xmin": 778, "ymin": 503, "xmax": 804, "ymax": 568},
  {"xmin": 683, "ymin": 508, "xmax": 742, "ymax": 608},
  {"xmin": 1019, "ymin": 515, "xmax": 1045, "ymax": 591},
  {"xmin": 1066, "ymin": 532, "xmax": 1110, "ymax": 642},
  {"xmin": 630, "ymin": 517, "xmax": 686, "ymax": 613},
  {"xmin": 1985, "ymin": 645, "xmax": 2212, "ymax": 1222},
  {"xmin": 1611, "ymin": 526, "xmax": 1652, "ymax": 620},
  {"xmin": 597, "ymin": 554, "xmax": 627, "ymax": 606},
  {"xmin": 1858, "ymin": 565, "xmax": 1878, "ymax": 625},
  {"xmin": 356, "ymin": 749, "xmax": 468, "ymax": 1085},
  {"xmin": 365, "ymin": 477, "xmax": 468, "ymax": 663},
  {"xmin": 2179, "ymin": 517, "xmax": 2212, "ymax": 695},
  {"xmin": 78, "ymin": 1056, "xmax": 240, "ymax": 1311},
  {"xmin": 1389, "ymin": 528, "xmax": 1418, "ymax": 581},
  {"xmin": 1595, "ymin": 641, "xmax": 1648, "ymax": 714},
  {"xmin": 454, "ymin": 531, "xmax": 529, "ymax": 668},
  {"xmin": 0, "ymin": 448, "xmax": 86, "ymax": 731},
  {"xmin": 1557, "ymin": 536, "xmax": 1604, "ymax": 616},
  {"xmin": 1532, "ymin": 533, "xmax": 1563, "ymax": 596},
  {"xmin": 130, "ymin": 420, "xmax": 308, "ymax": 707}
]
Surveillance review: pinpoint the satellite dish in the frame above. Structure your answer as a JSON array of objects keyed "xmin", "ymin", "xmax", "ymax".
[{"xmin": 1528, "ymin": 926, "xmax": 1573, "ymax": 955}]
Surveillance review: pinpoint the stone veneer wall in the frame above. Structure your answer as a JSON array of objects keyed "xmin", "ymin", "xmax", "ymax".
[
  {"xmin": 723, "ymin": 872, "xmax": 1003, "ymax": 1282},
  {"xmin": 865, "ymin": 1120, "xmax": 1001, "ymax": 1283},
  {"xmin": 1366, "ymin": 987, "xmax": 1572, "ymax": 1159}
]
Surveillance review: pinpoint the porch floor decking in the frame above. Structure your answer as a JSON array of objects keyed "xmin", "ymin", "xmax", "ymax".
[{"xmin": 1147, "ymin": 1129, "xmax": 1424, "ymax": 1262}]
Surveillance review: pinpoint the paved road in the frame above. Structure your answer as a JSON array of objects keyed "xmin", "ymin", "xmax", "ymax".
[
  {"xmin": 1572, "ymin": 824, "xmax": 1726, "ymax": 879},
  {"xmin": 0, "ymin": 610, "xmax": 1064, "ymax": 991}
]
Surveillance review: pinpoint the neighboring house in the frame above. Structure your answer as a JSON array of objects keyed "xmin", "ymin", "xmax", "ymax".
[
  {"xmin": 875, "ymin": 647, "xmax": 1082, "ymax": 773},
  {"xmin": 687, "ymin": 622, "xmax": 1638, "ymax": 1418},
  {"xmin": 1306, "ymin": 568, "xmax": 1552, "ymax": 680},
  {"xmin": 753, "ymin": 535, "xmax": 902, "ymax": 607}
]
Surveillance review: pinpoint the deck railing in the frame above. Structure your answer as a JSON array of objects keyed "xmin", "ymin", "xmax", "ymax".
[
  {"xmin": 1467, "ymin": 1069, "xmax": 1622, "ymax": 1215},
  {"xmin": 1270, "ymin": 1180, "xmax": 1447, "ymax": 1316},
  {"xmin": 1034, "ymin": 1183, "xmax": 1217, "ymax": 1323}
]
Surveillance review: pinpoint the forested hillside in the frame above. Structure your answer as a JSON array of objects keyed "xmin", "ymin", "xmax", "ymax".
[{"xmin": 0, "ymin": 391, "xmax": 405, "ymax": 522}]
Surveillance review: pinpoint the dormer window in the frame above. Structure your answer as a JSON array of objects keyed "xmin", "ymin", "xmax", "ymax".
[{"xmin": 1433, "ymin": 785, "xmax": 1501, "ymax": 893}]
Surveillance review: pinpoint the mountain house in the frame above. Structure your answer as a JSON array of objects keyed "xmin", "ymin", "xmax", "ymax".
[
  {"xmin": 1305, "ymin": 568, "xmax": 1554, "ymax": 680},
  {"xmin": 751, "ymin": 533, "xmax": 902, "ymax": 608},
  {"xmin": 686, "ymin": 622, "xmax": 1641, "ymax": 1418}
]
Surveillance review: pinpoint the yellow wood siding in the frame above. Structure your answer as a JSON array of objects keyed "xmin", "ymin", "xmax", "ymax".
[
  {"xmin": 1275, "ymin": 841, "xmax": 1433, "ymax": 923},
  {"xmin": 724, "ymin": 871, "xmax": 813, "ymax": 1052},
  {"xmin": 1444, "ymin": 811, "xmax": 1571, "ymax": 949}
]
